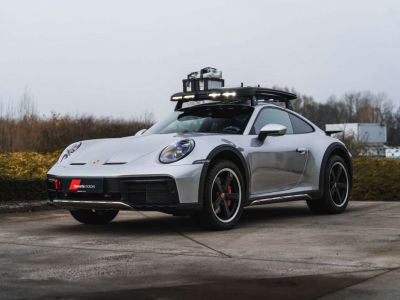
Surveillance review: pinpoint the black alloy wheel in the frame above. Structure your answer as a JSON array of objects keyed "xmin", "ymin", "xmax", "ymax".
[
  {"xmin": 211, "ymin": 168, "xmax": 242, "ymax": 223},
  {"xmin": 200, "ymin": 160, "xmax": 244, "ymax": 230},
  {"xmin": 307, "ymin": 155, "xmax": 350, "ymax": 214},
  {"xmin": 328, "ymin": 161, "xmax": 349, "ymax": 207}
]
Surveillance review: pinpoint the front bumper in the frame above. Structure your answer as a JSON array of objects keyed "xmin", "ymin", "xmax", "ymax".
[
  {"xmin": 47, "ymin": 176, "xmax": 201, "ymax": 212},
  {"xmin": 47, "ymin": 163, "xmax": 205, "ymax": 212}
]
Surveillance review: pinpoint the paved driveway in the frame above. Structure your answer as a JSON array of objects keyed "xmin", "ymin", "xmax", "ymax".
[{"xmin": 0, "ymin": 201, "xmax": 399, "ymax": 299}]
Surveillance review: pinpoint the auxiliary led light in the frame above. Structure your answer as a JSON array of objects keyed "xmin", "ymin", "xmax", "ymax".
[
  {"xmin": 183, "ymin": 95, "xmax": 195, "ymax": 99},
  {"xmin": 222, "ymin": 91, "xmax": 236, "ymax": 97},
  {"xmin": 172, "ymin": 96, "xmax": 183, "ymax": 100},
  {"xmin": 208, "ymin": 92, "xmax": 221, "ymax": 98}
]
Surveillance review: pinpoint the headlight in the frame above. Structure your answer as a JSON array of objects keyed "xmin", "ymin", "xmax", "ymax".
[
  {"xmin": 60, "ymin": 142, "xmax": 82, "ymax": 162},
  {"xmin": 159, "ymin": 139, "xmax": 195, "ymax": 164}
]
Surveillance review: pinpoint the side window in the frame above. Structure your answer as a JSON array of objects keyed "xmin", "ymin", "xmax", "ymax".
[
  {"xmin": 252, "ymin": 108, "xmax": 293, "ymax": 135},
  {"xmin": 289, "ymin": 113, "xmax": 314, "ymax": 134}
]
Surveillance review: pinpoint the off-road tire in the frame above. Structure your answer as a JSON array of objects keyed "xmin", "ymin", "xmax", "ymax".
[
  {"xmin": 307, "ymin": 155, "xmax": 350, "ymax": 214},
  {"xmin": 200, "ymin": 160, "xmax": 245, "ymax": 230}
]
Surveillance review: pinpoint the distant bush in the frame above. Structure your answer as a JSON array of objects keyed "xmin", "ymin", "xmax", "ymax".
[
  {"xmin": 0, "ymin": 114, "xmax": 153, "ymax": 153},
  {"xmin": 0, "ymin": 93, "xmax": 153, "ymax": 152},
  {"xmin": 0, "ymin": 152, "xmax": 60, "ymax": 180},
  {"xmin": 0, "ymin": 152, "xmax": 60, "ymax": 201},
  {"xmin": 1, "ymin": 153, "xmax": 400, "ymax": 202},
  {"xmin": 335, "ymin": 134, "xmax": 368, "ymax": 157},
  {"xmin": 0, "ymin": 179, "xmax": 48, "ymax": 202},
  {"xmin": 352, "ymin": 157, "xmax": 400, "ymax": 201}
]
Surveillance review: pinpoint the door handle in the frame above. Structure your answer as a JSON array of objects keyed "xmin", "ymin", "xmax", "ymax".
[{"xmin": 296, "ymin": 147, "xmax": 308, "ymax": 154}]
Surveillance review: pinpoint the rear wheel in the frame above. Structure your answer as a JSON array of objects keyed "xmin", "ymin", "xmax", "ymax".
[
  {"xmin": 70, "ymin": 209, "xmax": 119, "ymax": 224},
  {"xmin": 307, "ymin": 155, "xmax": 350, "ymax": 214},
  {"xmin": 200, "ymin": 161, "xmax": 244, "ymax": 230}
]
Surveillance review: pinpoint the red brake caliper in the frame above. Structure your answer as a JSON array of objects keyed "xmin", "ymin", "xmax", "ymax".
[{"xmin": 227, "ymin": 185, "xmax": 232, "ymax": 207}]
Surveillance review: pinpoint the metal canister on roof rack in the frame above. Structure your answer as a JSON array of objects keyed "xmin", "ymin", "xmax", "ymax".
[{"xmin": 182, "ymin": 67, "xmax": 224, "ymax": 92}]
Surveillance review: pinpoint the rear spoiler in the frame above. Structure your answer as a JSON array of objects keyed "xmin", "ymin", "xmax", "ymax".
[{"xmin": 325, "ymin": 130, "xmax": 343, "ymax": 136}]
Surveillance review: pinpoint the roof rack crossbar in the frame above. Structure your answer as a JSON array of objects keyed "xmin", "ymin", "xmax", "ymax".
[{"xmin": 171, "ymin": 87, "xmax": 296, "ymax": 110}]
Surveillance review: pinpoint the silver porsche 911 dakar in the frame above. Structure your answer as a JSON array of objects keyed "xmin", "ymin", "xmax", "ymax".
[{"xmin": 47, "ymin": 68, "xmax": 352, "ymax": 230}]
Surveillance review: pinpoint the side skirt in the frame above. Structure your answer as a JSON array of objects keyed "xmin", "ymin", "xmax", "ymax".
[{"xmin": 248, "ymin": 193, "xmax": 312, "ymax": 207}]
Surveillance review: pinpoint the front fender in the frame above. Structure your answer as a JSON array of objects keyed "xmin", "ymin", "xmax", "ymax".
[
  {"xmin": 197, "ymin": 145, "xmax": 250, "ymax": 209},
  {"xmin": 316, "ymin": 142, "xmax": 352, "ymax": 198}
]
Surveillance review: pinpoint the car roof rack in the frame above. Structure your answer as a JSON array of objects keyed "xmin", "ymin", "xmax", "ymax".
[{"xmin": 171, "ymin": 87, "xmax": 297, "ymax": 110}]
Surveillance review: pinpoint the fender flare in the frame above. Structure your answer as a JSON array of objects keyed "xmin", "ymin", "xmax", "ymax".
[
  {"xmin": 316, "ymin": 142, "xmax": 353, "ymax": 198},
  {"xmin": 197, "ymin": 145, "xmax": 250, "ymax": 209}
]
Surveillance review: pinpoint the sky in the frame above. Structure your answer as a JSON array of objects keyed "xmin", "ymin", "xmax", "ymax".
[{"xmin": 0, "ymin": 0, "xmax": 399, "ymax": 120}]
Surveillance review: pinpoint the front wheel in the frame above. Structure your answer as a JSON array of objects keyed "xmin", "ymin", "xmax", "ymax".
[
  {"xmin": 70, "ymin": 209, "xmax": 119, "ymax": 224},
  {"xmin": 307, "ymin": 155, "xmax": 350, "ymax": 214},
  {"xmin": 200, "ymin": 161, "xmax": 244, "ymax": 230}
]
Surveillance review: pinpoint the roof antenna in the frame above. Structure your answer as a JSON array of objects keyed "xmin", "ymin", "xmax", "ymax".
[
  {"xmin": 257, "ymin": 84, "xmax": 260, "ymax": 87},
  {"xmin": 241, "ymin": 82, "xmax": 244, "ymax": 87}
]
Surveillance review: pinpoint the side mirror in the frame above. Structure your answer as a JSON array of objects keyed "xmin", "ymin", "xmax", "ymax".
[
  {"xmin": 258, "ymin": 124, "xmax": 287, "ymax": 142},
  {"xmin": 135, "ymin": 129, "xmax": 147, "ymax": 136}
]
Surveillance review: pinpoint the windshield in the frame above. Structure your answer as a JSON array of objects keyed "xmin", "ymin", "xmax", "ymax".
[{"xmin": 146, "ymin": 104, "xmax": 254, "ymax": 135}]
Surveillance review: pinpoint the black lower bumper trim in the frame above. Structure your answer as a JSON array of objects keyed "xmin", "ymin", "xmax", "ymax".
[
  {"xmin": 47, "ymin": 176, "xmax": 200, "ymax": 212},
  {"xmin": 49, "ymin": 199, "xmax": 200, "ymax": 212}
]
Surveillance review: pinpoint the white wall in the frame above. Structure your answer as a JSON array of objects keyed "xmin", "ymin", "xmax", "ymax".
[{"xmin": 325, "ymin": 123, "xmax": 387, "ymax": 144}]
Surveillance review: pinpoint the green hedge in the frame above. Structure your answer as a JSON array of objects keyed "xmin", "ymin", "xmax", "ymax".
[
  {"xmin": 352, "ymin": 157, "xmax": 400, "ymax": 201},
  {"xmin": 0, "ymin": 179, "xmax": 48, "ymax": 201},
  {"xmin": 0, "ymin": 153, "xmax": 399, "ymax": 202},
  {"xmin": 0, "ymin": 152, "xmax": 59, "ymax": 201},
  {"xmin": 0, "ymin": 151, "xmax": 60, "ymax": 180}
]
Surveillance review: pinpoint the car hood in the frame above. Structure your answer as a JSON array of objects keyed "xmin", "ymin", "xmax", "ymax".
[
  {"xmin": 65, "ymin": 134, "xmax": 180, "ymax": 165},
  {"xmin": 57, "ymin": 132, "xmax": 243, "ymax": 169}
]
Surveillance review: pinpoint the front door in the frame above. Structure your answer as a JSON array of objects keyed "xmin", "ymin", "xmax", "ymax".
[{"xmin": 248, "ymin": 107, "xmax": 308, "ymax": 195}]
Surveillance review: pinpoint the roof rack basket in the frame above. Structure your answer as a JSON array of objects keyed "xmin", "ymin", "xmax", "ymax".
[{"xmin": 171, "ymin": 87, "xmax": 296, "ymax": 110}]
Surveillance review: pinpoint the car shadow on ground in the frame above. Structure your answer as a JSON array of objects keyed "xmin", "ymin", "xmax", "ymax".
[
  {"xmin": 46, "ymin": 202, "xmax": 362, "ymax": 236},
  {"xmin": 35, "ymin": 270, "xmax": 373, "ymax": 300}
]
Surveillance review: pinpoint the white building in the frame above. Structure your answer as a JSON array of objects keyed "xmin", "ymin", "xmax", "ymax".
[
  {"xmin": 386, "ymin": 148, "xmax": 400, "ymax": 159},
  {"xmin": 325, "ymin": 123, "xmax": 387, "ymax": 156}
]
